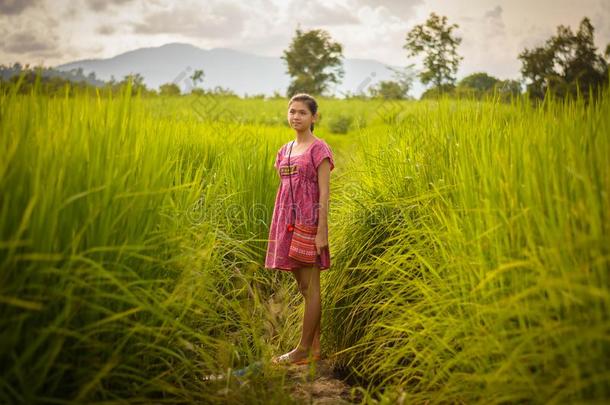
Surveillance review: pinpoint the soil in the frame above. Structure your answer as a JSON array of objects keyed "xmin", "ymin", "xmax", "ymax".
[{"xmin": 282, "ymin": 358, "xmax": 364, "ymax": 404}]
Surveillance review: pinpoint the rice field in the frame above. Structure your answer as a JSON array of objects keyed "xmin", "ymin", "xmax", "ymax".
[{"xmin": 1, "ymin": 78, "xmax": 608, "ymax": 404}]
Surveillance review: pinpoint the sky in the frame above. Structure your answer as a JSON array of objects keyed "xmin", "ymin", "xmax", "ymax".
[{"xmin": 1, "ymin": 0, "xmax": 609, "ymax": 90}]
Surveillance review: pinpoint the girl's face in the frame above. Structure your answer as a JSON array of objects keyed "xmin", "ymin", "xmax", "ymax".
[{"xmin": 287, "ymin": 101, "xmax": 317, "ymax": 132}]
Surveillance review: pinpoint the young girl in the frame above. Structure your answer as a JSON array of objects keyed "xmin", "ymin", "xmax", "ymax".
[{"xmin": 264, "ymin": 93, "xmax": 335, "ymax": 365}]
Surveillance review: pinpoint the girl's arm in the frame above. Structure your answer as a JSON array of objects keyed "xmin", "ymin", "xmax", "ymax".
[
  {"xmin": 315, "ymin": 158, "xmax": 332, "ymax": 254},
  {"xmin": 274, "ymin": 145, "xmax": 284, "ymax": 177}
]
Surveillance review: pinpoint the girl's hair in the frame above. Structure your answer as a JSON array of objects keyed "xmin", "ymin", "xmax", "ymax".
[{"xmin": 288, "ymin": 93, "xmax": 318, "ymax": 132}]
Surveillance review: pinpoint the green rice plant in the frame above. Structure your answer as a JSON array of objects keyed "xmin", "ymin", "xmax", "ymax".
[
  {"xmin": 323, "ymin": 88, "xmax": 610, "ymax": 404},
  {"xmin": 0, "ymin": 80, "xmax": 300, "ymax": 404},
  {"xmin": 3, "ymin": 72, "xmax": 608, "ymax": 404}
]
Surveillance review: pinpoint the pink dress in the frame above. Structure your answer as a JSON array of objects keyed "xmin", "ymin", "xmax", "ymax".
[{"xmin": 265, "ymin": 137, "xmax": 335, "ymax": 271}]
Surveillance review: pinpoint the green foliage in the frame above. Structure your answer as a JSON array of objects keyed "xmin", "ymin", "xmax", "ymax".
[
  {"xmin": 420, "ymin": 83, "xmax": 456, "ymax": 99},
  {"xmin": 367, "ymin": 66, "xmax": 417, "ymax": 100},
  {"xmin": 368, "ymin": 80, "xmax": 406, "ymax": 99},
  {"xmin": 190, "ymin": 88, "xmax": 206, "ymax": 96},
  {"xmin": 451, "ymin": 72, "xmax": 523, "ymax": 102},
  {"xmin": 0, "ymin": 84, "xmax": 303, "ymax": 403},
  {"xmin": 1, "ymin": 76, "xmax": 609, "ymax": 404},
  {"xmin": 458, "ymin": 72, "xmax": 499, "ymax": 92},
  {"xmin": 0, "ymin": 66, "xmax": 163, "ymax": 97},
  {"xmin": 159, "ymin": 82, "xmax": 181, "ymax": 96},
  {"xmin": 0, "ymin": 63, "xmax": 104, "ymax": 86},
  {"xmin": 404, "ymin": 12, "xmax": 463, "ymax": 88},
  {"xmin": 117, "ymin": 73, "xmax": 155, "ymax": 96},
  {"xmin": 327, "ymin": 114, "xmax": 353, "ymax": 134},
  {"xmin": 495, "ymin": 78, "xmax": 522, "ymax": 95},
  {"xmin": 325, "ymin": 91, "xmax": 610, "ymax": 403},
  {"xmin": 0, "ymin": 63, "xmax": 104, "ymax": 96},
  {"xmin": 282, "ymin": 28, "xmax": 345, "ymax": 97},
  {"xmin": 189, "ymin": 86, "xmax": 238, "ymax": 97},
  {"xmin": 518, "ymin": 17, "xmax": 609, "ymax": 100},
  {"xmin": 190, "ymin": 69, "xmax": 205, "ymax": 88},
  {"xmin": 245, "ymin": 93, "xmax": 266, "ymax": 99},
  {"xmin": 418, "ymin": 72, "xmax": 523, "ymax": 102}
]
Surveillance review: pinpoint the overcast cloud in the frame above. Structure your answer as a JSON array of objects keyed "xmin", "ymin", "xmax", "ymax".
[{"xmin": 1, "ymin": 0, "xmax": 608, "ymax": 90}]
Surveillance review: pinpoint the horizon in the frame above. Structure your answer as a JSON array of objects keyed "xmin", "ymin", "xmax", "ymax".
[{"xmin": 1, "ymin": 0, "xmax": 608, "ymax": 98}]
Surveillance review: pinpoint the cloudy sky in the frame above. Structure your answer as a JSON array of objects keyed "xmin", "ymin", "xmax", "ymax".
[{"xmin": 1, "ymin": 0, "xmax": 609, "ymax": 85}]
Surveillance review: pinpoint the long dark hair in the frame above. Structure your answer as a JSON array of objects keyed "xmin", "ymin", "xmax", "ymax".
[{"xmin": 288, "ymin": 93, "xmax": 318, "ymax": 132}]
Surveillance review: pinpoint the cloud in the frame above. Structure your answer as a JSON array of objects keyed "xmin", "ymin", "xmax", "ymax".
[
  {"xmin": 515, "ymin": 24, "xmax": 554, "ymax": 50},
  {"xmin": 86, "ymin": 0, "xmax": 135, "ymax": 12},
  {"xmin": 590, "ymin": 1, "xmax": 610, "ymax": 49},
  {"xmin": 96, "ymin": 24, "xmax": 115, "ymax": 35},
  {"xmin": 482, "ymin": 5, "xmax": 506, "ymax": 39},
  {"xmin": 352, "ymin": 0, "xmax": 423, "ymax": 19},
  {"xmin": 446, "ymin": 4, "xmax": 518, "ymax": 79},
  {"xmin": 0, "ymin": 0, "xmax": 40, "ymax": 15},
  {"xmin": 132, "ymin": 2, "xmax": 247, "ymax": 38},
  {"xmin": 2, "ymin": 30, "xmax": 59, "ymax": 56},
  {"xmin": 484, "ymin": 5, "xmax": 502, "ymax": 19},
  {"xmin": 287, "ymin": 1, "xmax": 360, "ymax": 26}
]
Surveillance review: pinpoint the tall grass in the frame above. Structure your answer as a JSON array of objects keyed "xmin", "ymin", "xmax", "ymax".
[
  {"xmin": 324, "ymin": 89, "xmax": 609, "ymax": 403},
  {"xmin": 2, "ymin": 75, "xmax": 608, "ymax": 404},
  {"xmin": 0, "ymin": 81, "xmax": 304, "ymax": 403}
]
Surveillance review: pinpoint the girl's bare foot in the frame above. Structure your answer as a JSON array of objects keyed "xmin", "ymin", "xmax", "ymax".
[{"xmin": 272, "ymin": 346, "xmax": 316, "ymax": 364}]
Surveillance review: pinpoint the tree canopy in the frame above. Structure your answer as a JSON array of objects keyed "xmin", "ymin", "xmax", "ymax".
[
  {"xmin": 159, "ymin": 82, "xmax": 181, "ymax": 96},
  {"xmin": 404, "ymin": 13, "xmax": 463, "ymax": 92},
  {"xmin": 453, "ymin": 72, "xmax": 521, "ymax": 102},
  {"xmin": 518, "ymin": 17, "xmax": 609, "ymax": 100},
  {"xmin": 281, "ymin": 27, "xmax": 344, "ymax": 97},
  {"xmin": 368, "ymin": 65, "xmax": 416, "ymax": 99}
]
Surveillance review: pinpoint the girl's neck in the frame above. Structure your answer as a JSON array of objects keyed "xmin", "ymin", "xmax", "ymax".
[{"xmin": 294, "ymin": 130, "xmax": 315, "ymax": 145}]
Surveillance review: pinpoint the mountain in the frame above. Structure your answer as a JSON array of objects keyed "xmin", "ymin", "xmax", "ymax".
[{"xmin": 55, "ymin": 42, "xmax": 422, "ymax": 98}]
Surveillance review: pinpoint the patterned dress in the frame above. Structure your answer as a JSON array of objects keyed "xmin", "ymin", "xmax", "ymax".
[{"xmin": 264, "ymin": 136, "xmax": 335, "ymax": 271}]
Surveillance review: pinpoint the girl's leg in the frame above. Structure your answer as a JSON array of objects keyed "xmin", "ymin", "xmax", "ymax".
[
  {"xmin": 292, "ymin": 268, "xmax": 321, "ymax": 356},
  {"xmin": 273, "ymin": 266, "xmax": 321, "ymax": 363},
  {"xmin": 312, "ymin": 314, "xmax": 321, "ymax": 355},
  {"xmin": 295, "ymin": 265, "xmax": 321, "ymax": 355}
]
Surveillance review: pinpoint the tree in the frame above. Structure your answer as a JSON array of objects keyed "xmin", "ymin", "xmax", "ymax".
[
  {"xmin": 119, "ymin": 73, "xmax": 149, "ymax": 95},
  {"xmin": 368, "ymin": 65, "xmax": 416, "ymax": 99},
  {"xmin": 420, "ymin": 83, "xmax": 456, "ymax": 100},
  {"xmin": 495, "ymin": 79, "xmax": 522, "ymax": 99},
  {"xmin": 190, "ymin": 69, "xmax": 204, "ymax": 89},
  {"xmin": 518, "ymin": 17, "xmax": 609, "ymax": 100},
  {"xmin": 404, "ymin": 12, "xmax": 463, "ymax": 93},
  {"xmin": 369, "ymin": 81, "xmax": 405, "ymax": 99},
  {"xmin": 454, "ymin": 72, "xmax": 498, "ymax": 99},
  {"xmin": 159, "ymin": 82, "xmax": 181, "ymax": 96},
  {"xmin": 208, "ymin": 85, "xmax": 237, "ymax": 97},
  {"xmin": 458, "ymin": 72, "xmax": 499, "ymax": 93},
  {"xmin": 454, "ymin": 72, "xmax": 522, "ymax": 101},
  {"xmin": 282, "ymin": 27, "xmax": 344, "ymax": 97}
]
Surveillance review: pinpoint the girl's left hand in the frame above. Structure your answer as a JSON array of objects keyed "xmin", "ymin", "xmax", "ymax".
[{"xmin": 315, "ymin": 231, "xmax": 328, "ymax": 256}]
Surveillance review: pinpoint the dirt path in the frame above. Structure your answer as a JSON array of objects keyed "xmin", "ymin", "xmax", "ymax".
[
  {"xmin": 282, "ymin": 358, "xmax": 363, "ymax": 404},
  {"xmin": 202, "ymin": 357, "xmax": 363, "ymax": 404}
]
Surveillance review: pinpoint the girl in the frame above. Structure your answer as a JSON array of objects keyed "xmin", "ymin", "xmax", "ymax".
[{"xmin": 265, "ymin": 93, "xmax": 335, "ymax": 365}]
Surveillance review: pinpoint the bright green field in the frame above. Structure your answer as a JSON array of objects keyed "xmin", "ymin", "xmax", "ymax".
[{"xmin": 1, "ymin": 80, "xmax": 609, "ymax": 404}]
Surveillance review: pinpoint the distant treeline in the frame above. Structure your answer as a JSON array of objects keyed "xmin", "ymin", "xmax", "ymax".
[
  {"xmin": 0, "ymin": 64, "xmax": 541, "ymax": 103},
  {"xmin": 0, "ymin": 64, "xmax": 244, "ymax": 98},
  {"xmin": 3, "ymin": 14, "xmax": 609, "ymax": 103}
]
